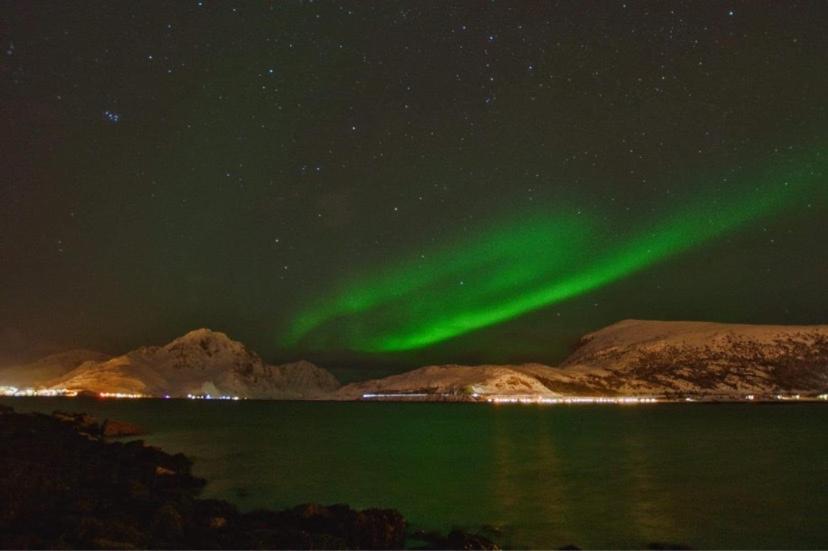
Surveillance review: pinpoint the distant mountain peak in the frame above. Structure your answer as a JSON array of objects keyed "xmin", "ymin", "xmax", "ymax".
[
  {"xmin": 173, "ymin": 327, "xmax": 234, "ymax": 342},
  {"xmin": 37, "ymin": 329, "xmax": 340, "ymax": 399},
  {"xmin": 166, "ymin": 328, "xmax": 245, "ymax": 349},
  {"xmin": 161, "ymin": 328, "xmax": 255, "ymax": 363}
]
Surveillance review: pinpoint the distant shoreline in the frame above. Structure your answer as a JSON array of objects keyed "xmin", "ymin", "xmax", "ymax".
[{"xmin": 3, "ymin": 393, "xmax": 828, "ymax": 405}]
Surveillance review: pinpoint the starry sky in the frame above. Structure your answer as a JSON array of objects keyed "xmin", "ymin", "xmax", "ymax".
[{"xmin": 1, "ymin": 1, "xmax": 827, "ymax": 378}]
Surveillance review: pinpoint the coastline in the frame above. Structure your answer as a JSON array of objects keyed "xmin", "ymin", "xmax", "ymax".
[
  {"xmin": 3, "ymin": 397, "xmax": 827, "ymax": 548},
  {"xmin": 0, "ymin": 405, "xmax": 497, "ymax": 550},
  {"xmin": 2, "ymin": 389, "xmax": 827, "ymax": 405}
]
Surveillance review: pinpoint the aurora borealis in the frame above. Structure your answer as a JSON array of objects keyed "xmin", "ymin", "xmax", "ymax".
[
  {"xmin": 1, "ymin": 2, "xmax": 827, "ymax": 374},
  {"xmin": 287, "ymin": 153, "xmax": 825, "ymax": 352}
]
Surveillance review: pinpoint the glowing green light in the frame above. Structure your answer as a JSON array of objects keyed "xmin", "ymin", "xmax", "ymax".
[
  {"xmin": 284, "ymin": 210, "xmax": 598, "ymax": 344},
  {"xmin": 285, "ymin": 155, "xmax": 824, "ymax": 352}
]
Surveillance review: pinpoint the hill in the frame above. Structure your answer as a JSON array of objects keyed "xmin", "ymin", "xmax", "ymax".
[
  {"xmin": 49, "ymin": 329, "xmax": 340, "ymax": 399},
  {"xmin": 338, "ymin": 320, "xmax": 828, "ymax": 400},
  {"xmin": 0, "ymin": 350, "xmax": 111, "ymax": 389},
  {"xmin": 562, "ymin": 319, "xmax": 828, "ymax": 395}
]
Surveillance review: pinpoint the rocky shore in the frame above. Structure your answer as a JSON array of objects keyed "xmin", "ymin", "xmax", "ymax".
[{"xmin": 0, "ymin": 405, "xmax": 496, "ymax": 549}]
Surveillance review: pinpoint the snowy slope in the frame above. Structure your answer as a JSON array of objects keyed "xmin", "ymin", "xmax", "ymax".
[
  {"xmin": 336, "ymin": 363, "xmax": 566, "ymax": 399},
  {"xmin": 50, "ymin": 329, "xmax": 340, "ymax": 399},
  {"xmin": 561, "ymin": 319, "xmax": 828, "ymax": 394},
  {"xmin": 338, "ymin": 320, "xmax": 828, "ymax": 399},
  {"xmin": 0, "ymin": 350, "xmax": 111, "ymax": 389}
]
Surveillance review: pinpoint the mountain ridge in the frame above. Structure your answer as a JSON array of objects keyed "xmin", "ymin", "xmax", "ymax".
[
  {"xmin": 3, "ymin": 320, "xmax": 828, "ymax": 400},
  {"xmin": 0, "ymin": 349, "xmax": 111, "ymax": 389},
  {"xmin": 560, "ymin": 319, "xmax": 828, "ymax": 395},
  {"xmin": 45, "ymin": 329, "xmax": 340, "ymax": 399},
  {"xmin": 338, "ymin": 320, "xmax": 828, "ymax": 400}
]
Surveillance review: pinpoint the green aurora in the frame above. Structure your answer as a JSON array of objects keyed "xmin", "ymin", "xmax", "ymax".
[{"xmin": 285, "ymin": 154, "xmax": 825, "ymax": 353}]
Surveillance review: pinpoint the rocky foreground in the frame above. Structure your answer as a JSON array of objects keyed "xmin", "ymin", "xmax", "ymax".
[{"xmin": 0, "ymin": 406, "xmax": 496, "ymax": 549}]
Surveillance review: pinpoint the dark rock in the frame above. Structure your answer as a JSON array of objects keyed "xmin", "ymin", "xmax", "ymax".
[
  {"xmin": 352, "ymin": 507, "xmax": 407, "ymax": 549},
  {"xmin": 150, "ymin": 503, "xmax": 185, "ymax": 543},
  {"xmin": 102, "ymin": 418, "xmax": 145, "ymax": 437},
  {"xmin": 274, "ymin": 502, "xmax": 406, "ymax": 549},
  {"xmin": 0, "ymin": 409, "xmax": 494, "ymax": 549},
  {"xmin": 410, "ymin": 527, "xmax": 499, "ymax": 550},
  {"xmin": 444, "ymin": 529, "xmax": 500, "ymax": 550},
  {"xmin": 193, "ymin": 499, "xmax": 240, "ymax": 529},
  {"xmin": 52, "ymin": 411, "xmax": 146, "ymax": 439},
  {"xmin": 53, "ymin": 409, "xmax": 101, "ymax": 436}
]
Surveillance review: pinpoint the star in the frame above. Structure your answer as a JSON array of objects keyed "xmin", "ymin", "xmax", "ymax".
[{"xmin": 103, "ymin": 110, "xmax": 121, "ymax": 123}]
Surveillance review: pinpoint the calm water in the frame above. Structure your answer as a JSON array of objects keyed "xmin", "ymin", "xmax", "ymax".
[{"xmin": 4, "ymin": 398, "xmax": 828, "ymax": 549}]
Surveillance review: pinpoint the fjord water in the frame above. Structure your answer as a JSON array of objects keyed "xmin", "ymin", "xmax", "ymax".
[{"xmin": 5, "ymin": 398, "xmax": 828, "ymax": 549}]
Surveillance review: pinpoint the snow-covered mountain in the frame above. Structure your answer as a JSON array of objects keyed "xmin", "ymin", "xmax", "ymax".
[
  {"xmin": 338, "ymin": 320, "xmax": 828, "ymax": 400},
  {"xmin": 336, "ymin": 364, "xmax": 566, "ymax": 400},
  {"xmin": 49, "ymin": 329, "xmax": 340, "ymax": 399},
  {"xmin": 9, "ymin": 320, "xmax": 828, "ymax": 401},
  {"xmin": 335, "ymin": 363, "xmax": 619, "ymax": 400},
  {"xmin": 0, "ymin": 349, "xmax": 111, "ymax": 389},
  {"xmin": 560, "ymin": 319, "xmax": 828, "ymax": 395}
]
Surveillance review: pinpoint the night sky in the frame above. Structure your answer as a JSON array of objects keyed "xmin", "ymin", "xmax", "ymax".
[{"xmin": 1, "ymin": 1, "xmax": 827, "ymax": 377}]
